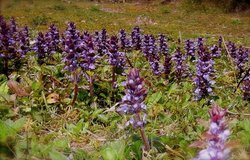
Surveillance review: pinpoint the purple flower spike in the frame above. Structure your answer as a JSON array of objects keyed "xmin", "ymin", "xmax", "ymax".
[
  {"xmin": 158, "ymin": 34, "xmax": 171, "ymax": 77},
  {"xmin": 45, "ymin": 24, "xmax": 60, "ymax": 55},
  {"xmin": 235, "ymin": 46, "xmax": 249, "ymax": 77},
  {"xmin": 79, "ymin": 32, "xmax": 98, "ymax": 71},
  {"xmin": 94, "ymin": 29, "xmax": 109, "ymax": 56},
  {"xmin": 108, "ymin": 36, "xmax": 126, "ymax": 69},
  {"xmin": 158, "ymin": 34, "xmax": 169, "ymax": 56},
  {"xmin": 142, "ymin": 35, "xmax": 162, "ymax": 75},
  {"xmin": 33, "ymin": 32, "xmax": 48, "ymax": 60},
  {"xmin": 117, "ymin": 68, "xmax": 147, "ymax": 128},
  {"xmin": 131, "ymin": 26, "xmax": 142, "ymax": 50},
  {"xmin": 194, "ymin": 47, "xmax": 215, "ymax": 100},
  {"xmin": 118, "ymin": 29, "xmax": 132, "ymax": 51},
  {"xmin": 193, "ymin": 105, "xmax": 230, "ymax": 160},
  {"xmin": 62, "ymin": 22, "xmax": 80, "ymax": 72},
  {"xmin": 17, "ymin": 26, "xmax": 30, "ymax": 58},
  {"xmin": 185, "ymin": 39, "xmax": 196, "ymax": 60},
  {"xmin": 172, "ymin": 47, "xmax": 190, "ymax": 81},
  {"xmin": 210, "ymin": 45, "xmax": 221, "ymax": 58}
]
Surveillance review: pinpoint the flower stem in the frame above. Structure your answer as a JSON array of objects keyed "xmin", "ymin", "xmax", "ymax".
[
  {"xmin": 71, "ymin": 72, "xmax": 78, "ymax": 106},
  {"xmin": 135, "ymin": 113, "xmax": 150, "ymax": 152},
  {"xmin": 89, "ymin": 75, "xmax": 94, "ymax": 97}
]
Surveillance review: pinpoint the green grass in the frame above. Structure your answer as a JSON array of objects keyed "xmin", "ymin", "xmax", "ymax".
[
  {"xmin": 0, "ymin": 0, "xmax": 250, "ymax": 159},
  {"xmin": 1, "ymin": 0, "xmax": 250, "ymax": 45}
]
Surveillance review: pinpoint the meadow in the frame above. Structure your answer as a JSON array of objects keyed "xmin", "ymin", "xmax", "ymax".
[{"xmin": 0, "ymin": 0, "xmax": 250, "ymax": 160}]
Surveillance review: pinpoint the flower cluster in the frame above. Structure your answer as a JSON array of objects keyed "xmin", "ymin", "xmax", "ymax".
[
  {"xmin": 79, "ymin": 32, "xmax": 98, "ymax": 71},
  {"xmin": 118, "ymin": 29, "xmax": 131, "ymax": 51},
  {"xmin": 172, "ymin": 47, "xmax": 189, "ymax": 81},
  {"xmin": 108, "ymin": 36, "xmax": 126, "ymax": 70},
  {"xmin": 159, "ymin": 34, "xmax": 171, "ymax": 77},
  {"xmin": 210, "ymin": 45, "xmax": 221, "ymax": 58},
  {"xmin": 141, "ymin": 35, "xmax": 161, "ymax": 75},
  {"xmin": 158, "ymin": 34, "xmax": 169, "ymax": 55},
  {"xmin": 33, "ymin": 24, "xmax": 60, "ymax": 61},
  {"xmin": 194, "ymin": 47, "xmax": 215, "ymax": 100},
  {"xmin": 17, "ymin": 26, "xmax": 30, "ymax": 57},
  {"xmin": 197, "ymin": 37, "xmax": 204, "ymax": 51},
  {"xmin": 185, "ymin": 39, "xmax": 196, "ymax": 60},
  {"xmin": 235, "ymin": 46, "xmax": 249, "ymax": 77},
  {"xmin": 117, "ymin": 68, "xmax": 147, "ymax": 128},
  {"xmin": 131, "ymin": 26, "xmax": 142, "ymax": 50},
  {"xmin": 94, "ymin": 29, "xmax": 109, "ymax": 56},
  {"xmin": 33, "ymin": 32, "xmax": 48, "ymax": 61},
  {"xmin": 0, "ymin": 17, "xmax": 29, "ymax": 60},
  {"xmin": 193, "ymin": 105, "xmax": 230, "ymax": 160},
  {"xmin": 45, "ymin": 24, "xmax": 60, "ymax": 55},
  {"xmin": 62, "ymin": 22, "xmax": 80, "ymax": 72}
]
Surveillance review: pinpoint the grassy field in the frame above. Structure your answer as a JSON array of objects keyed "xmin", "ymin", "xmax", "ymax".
[
  {"xmin": 1, "ymin": 0, "xmax": 250, "ymax": 45},
  {"xmin": 0, "ymin": 0, "xmax": 250, "ymax": 160}
]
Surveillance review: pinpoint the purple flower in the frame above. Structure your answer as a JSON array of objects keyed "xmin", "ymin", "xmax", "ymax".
[
  {"xmin": 235, "ymin": 46, "xmax": 249, "ymax": 77},
  {"xmin": 33, "ymin": 32, "xmax": 48, "ymax": 60},
  {"xmin": 62, "ymin": 22, "xmax": 80, "ymax": 72},
  {"xmin": 118, "ymin": 29, "xmax": 132, "ymax": 51},
  {"xmin": 131, "ymin": 26, "xmax": 142, "ymax": 50},
  {"xmin": 210, "ymin": 45, "xmax": 221, "ymax": 58},
  {"xmin": 193, "ymin": 105, "xmax": 230, "ymax": 160},
  {"xmin": 117, "ymin": 68, "xmax": 147, "ymax": 128},
  {"xmin": 0, "ymin": 16, "xmax": 30, "ymax": 74},
  {"xmin": 79, "ymin": 32, "xmax": 98, "ymax": 71},
  {"xmin": 17, "ymin": 26, "xmax": 30, "ymax": 58},
  {"xmin": 158, "ymin": 34, "xmax": 171, "ymax": 77},
  {"xmin": 158, "ymin": 34, "xmax": 169, "ymax": 56},
  {"xmin": 108, "ymin": 36, "xmax": 126, "ymax": 69},
  {"xmin": 185, "ymin": 39, "xmax": 196, "ymax": 60},
  {"xmin": 197, "ymin": 37, "xmax": 204, "ymax": 50},
  {"xmin": 45, "ymin": 24, "xmax": 60, "ymax": 55},
  {"xmin": 142, "ymin": 35, "xmax": 162, "ymax": 75},
  {"xmin": 172, "ymin": 47, "xmax": 190, "ymax": 81},
  {"xmin": 94, "ymin": 29, "xmax": 109, "ymax": 56},
  {"xmin": 194, "ymin": 47, "xmax": 215, "ymax": 100}
]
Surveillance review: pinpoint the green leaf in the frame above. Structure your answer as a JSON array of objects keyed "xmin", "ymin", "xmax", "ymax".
[
  {"xmin": 101, "ymin": 140, "xmax": 126, "ymax": 160},
  {"xmin": 148, "ymin": 92, "xmax": 162, "ymax": 105},
  {"xmin": 49, "ymin": 150, "xmax": 67, "ymax": 160},
  {"xmin": 0, "ymin": 81, "xmax": 8, "ymax": 94},
  {"xmin": 12, "ymin": 117, "xmax": 26, "ymax": 132}
]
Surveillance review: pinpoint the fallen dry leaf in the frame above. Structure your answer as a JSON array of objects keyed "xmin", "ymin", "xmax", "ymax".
[
  {"xmin": 7, "ymin": 80, "xmax": 30, "ymax": 97},
  {"xmin": 46, "ymin": 93, "xmax": 59, "ymax": 104}
]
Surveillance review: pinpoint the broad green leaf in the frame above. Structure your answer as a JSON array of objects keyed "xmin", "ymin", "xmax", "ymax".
[{"xmin": 148, "ymin": 92, "xmax": 162, "ymax": 105}]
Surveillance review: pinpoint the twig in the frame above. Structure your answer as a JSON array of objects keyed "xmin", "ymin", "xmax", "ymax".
[
  {"xmin": 125, "ymin": 54, "xmax": 134, "ymax": 68},
  {"xmin": 226, "ymin": 110, "xmax": 250, "ymax": 116},
  {"xmin": 234, "ymin": 67, "xmax": 250, "ymax": 92},
  {"xmin": 71, "ymin": 82, "xmax": 78, "ymax": 106}
]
